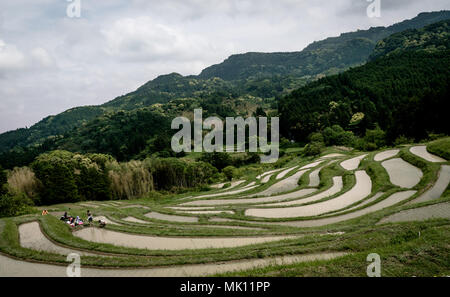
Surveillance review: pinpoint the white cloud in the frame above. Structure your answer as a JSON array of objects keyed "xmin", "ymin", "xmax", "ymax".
[
  {"xmin": 0, "ymin": 40, "xmax": 26, "ymax": 71},
  {"xmin": 101, "ymin": 16, "xmax": 216, "ymax": 63},
  {"xmin": 31, "ymin": 47, "xmax": 53, "ymax": 67}
]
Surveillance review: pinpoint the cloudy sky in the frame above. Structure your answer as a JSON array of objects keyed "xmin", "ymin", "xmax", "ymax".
[{"xmin": 0, "ymin": 0, "xmax": 449, "ymax": 133}]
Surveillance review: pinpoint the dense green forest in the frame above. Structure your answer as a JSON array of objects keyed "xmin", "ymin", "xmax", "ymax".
[{"xmin": 279, "ymin": 20, "xmax": 450, "ymax": 143}]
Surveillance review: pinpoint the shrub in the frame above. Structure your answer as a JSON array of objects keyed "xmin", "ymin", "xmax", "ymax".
[
  {"xmin": 0, "ymin": 192, "xmax": 34, "ymax": 218},
  {"xmin": 323, "ymin": 125, "xmax": 355, "ymax": 146},
  {"xmin": 0, "ymin": 165, "xmax": 6, "ymax": 196},
  {"xmin": 223, "ymin": 166, "xmax": 236, "ymax": 181},
  {"xmin": 200, "ymin": 152, "xmax": 232, "ymax": 171},
  {"xmin": 7, "ymin": 167, "xmax": 40, "ymax": 203},
  {"xmin": 31, "ymin": 150, "xmax": 112, "ymax": 205},
  {"xmin": 304, "ymin": 142, "xmax": 324, "ymax": 156},
  {"xmin": 364, "ymin": 126, "xmax": 386, "ymax": 149},
  {"xmin": 394, "ymin": 135, "xmax": 413, "ymax": 146},
  {"xmin": 107, "ymin": 160, "xmax": 153, "ymax": 200},
  {"xmin": 427, "ymin": 137, "xmax": 450, "ymax": 160}
]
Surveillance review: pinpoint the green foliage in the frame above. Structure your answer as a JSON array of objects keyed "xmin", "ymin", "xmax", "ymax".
[
  {"xmin": 2, "ymin": 11, "xmax": 449, "ymax": 161},
  {"xmin": 394, "ymin": 135, "xmax": 413, "ymax": 146},
  {"xmin": 0, "ymin": 106, "xmax": 105, "ymax": 153},
  {"xmin": 427, "ymin": 137, "xmax": 450, "ymax": 160},
  {"xmin": 0, "ymin": 192, "xmax": 34, "ymax": 218},
  {"xmin": 148, "ymin": 158, "xmax": 217, "ymax": 191},
  {"xmin": 363, "ymin": 126, "xmax": 386, "ymax": 151},
  {"xmin": 31, "ymin": 151, "xmax": 112, "ymax": 205},
  {"xmin": 222, "ymin": 166, "xmax": 236, "ymax": 181},
  {"xmin": 0, "ymin": 165, "xmax": 6, "ymax": 196},
  {"xmin": 370, "ymin": 19, "xmax": 450, "ymax": 61},
  {"xmin": 322, "ymin": 125, "xmax": 355, "ymax": 146},
  {"xmin": 200, "ymin": 152, "xmax": 233, "ymax": 171},
  {"xmin": 280, "ymin": 50, "xmax": 450, "ymax": 143},
  {"xmin": 58, "ymin": 108, "xmax": 171, "ymax": 161}
]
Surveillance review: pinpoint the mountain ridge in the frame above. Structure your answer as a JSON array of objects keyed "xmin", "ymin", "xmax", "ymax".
[{"xmin": 1, "ymin": 10, "xmax": 449, "ymax": 154}]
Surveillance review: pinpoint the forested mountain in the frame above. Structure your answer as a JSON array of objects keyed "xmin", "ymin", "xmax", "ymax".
[
  {"xmin": 198, "ymin": 11, "xmax": 450, "ymax": 80},
  {"xmin": 0, "ymin": 11, "xmax": 449, "ymax": 169},
  {"xmin": 370, "ymin": 19, "xmax": 450, "ymax": 60},
  {"xmin": 0, "ymin": 106, "xmax": 106, "ymax": 153},
  {"xmin": 279, "ymin": 45, "xmax": 450, "ymax": 142},
  {"xmin": 1, "ymin": 11, "xmax": 449, "ymax": 156}
]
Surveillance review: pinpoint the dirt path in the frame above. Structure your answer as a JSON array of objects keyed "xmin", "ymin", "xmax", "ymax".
[
  {"xmin": 0, "ymin": 252, "xmax": 347, "ymax": 277},
  {"xmin": 73, "ymin": 228, "xmax": 300, "ymax": 250},
  {"xmin": 378, "ymin": 202, "xmax": 450, "ymax": 224},
  {"xmin": 308, "ymin": 163, "xmax": 331, "ymax": 187}
]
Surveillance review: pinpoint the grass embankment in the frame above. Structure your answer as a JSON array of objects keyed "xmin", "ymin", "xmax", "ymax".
[
  {"xmin": 1, "ymin": 139, "xmax": 449, "ymax": 274},
  {"xmin": 1, "ymin": 212, "xmax": 449, "ymax": 272},
  {"xmin": 427, "ymin": 137, "xmax": 450, "ymax": 160},
  {"xmin": 217, "ymin": 223, "xmax": 450, "ymax": 277}
]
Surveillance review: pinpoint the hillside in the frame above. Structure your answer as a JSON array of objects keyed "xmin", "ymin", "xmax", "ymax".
[
  {"xmin": 0, "ymin": 11, "xmax": 449, "ymax": 155},
  {"xmin": 370, "ymin": 19, "xmax": 450, "ymax": 60},
  {"xmin": 198, "ymin": 11, "xmax": 450, "ymax": 80},
  {"xmin": 279, "ymin": 44, "xmax": 450, "ymax": 142}
]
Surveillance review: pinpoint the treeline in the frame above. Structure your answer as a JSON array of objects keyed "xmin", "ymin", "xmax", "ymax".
[{"xmin": 0, "ymin": 150, "xmax": 218, "ymax": 216}]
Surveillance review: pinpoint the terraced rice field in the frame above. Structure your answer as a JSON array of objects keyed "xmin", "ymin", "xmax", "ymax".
[{"xmin": 1, "ymin": 143, "xmax": 449, "ymax": 277}]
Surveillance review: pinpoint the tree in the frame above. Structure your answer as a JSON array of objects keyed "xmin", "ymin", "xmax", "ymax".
[
  {"xmin": 223, "ymin": 166, "xmax": 236, "ymax": 181},
  {"xmin": 200, "ymin": 152, "xmax": 232, "ymax": 171},
  {"xmin": 0, "ymin": 165, "xmax": 7, "ymax": 195}
]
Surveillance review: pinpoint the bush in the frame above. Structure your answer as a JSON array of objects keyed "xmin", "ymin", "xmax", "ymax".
[
  {"xmin": 364, "ymin": 126, "xmax": 386, "ymax": 149},
  {"xmin": 0, "ymin": 165, "xmax": 7, "ymax": 196},
  {"xmin": 200, "ymin": 152, "xmax": 232, "ymax": 171},
  {"xmin": 31, "ymin": 150, "xmax": 112, "ymax": 205},
  {"xmin": 7, "ymin": 167, "xmax": 40, "ymax": 204},
  {"xmin": 427, "ymin": 137, "xmax": 450, "ymax": 160},
  {"xmin": 394, "ymin": 135, "xmax": 413, "ymax": 146},
  {"xmin": 304, "ymin": 142, "xmax": 324, "ymax": 156},
  {"xmin": 107, "ymin": 160, "xmax": 153, "ymax": 200},
  {"xmin": 0, "ymin": 192, "xmax": 34, "ymax": 218},
  {"xmin": 223, "ymin": 166, "xmax": 236, "ymax": 181},
  {"xmin": 323, "ymin": 125, "xmax": 355, "ymax": 146}
]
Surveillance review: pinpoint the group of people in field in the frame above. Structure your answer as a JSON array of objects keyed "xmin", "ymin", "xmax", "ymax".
[{"xmin": 57, "ymin": 210, "xmax": 106, "ymax": 228}]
